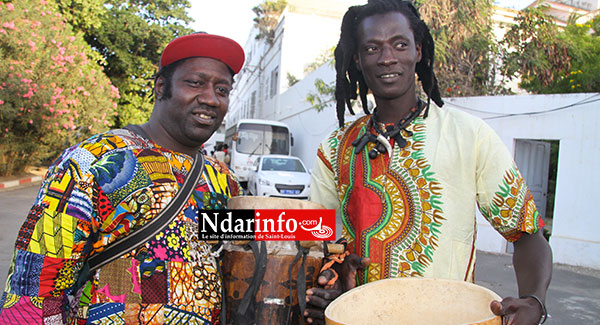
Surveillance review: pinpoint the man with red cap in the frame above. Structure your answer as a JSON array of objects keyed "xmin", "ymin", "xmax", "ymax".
[{"xmin": 0, "ymin": 33, "xmax": 244, "ymax": 324}]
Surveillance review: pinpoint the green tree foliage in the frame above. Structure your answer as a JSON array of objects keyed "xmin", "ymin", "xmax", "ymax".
[
  {"xmin": 0, "ymin": 0, "xmax": 119, "ymax": 175},
  {"xmin": 55, "ymin": 0, "xmax": 194, "ymax": 127},
  {"xmin": 54, "ymin": 0, "xmax": 104, "ymax": 31},
  {"xmin": 500, "ymin": 9, "xmax": 570, "ymax": 93},
  {"xmin": 286, "ymin": 72, "xmax": 300, "ymax": 87},
  {"xmin": 304, "ymin": 46, "xmax": 335, "ymax": 75},
  {"xmin": 305, "ymin": 78, "xmax": 335, "ymax": 112},
  {"xmin": 305, "ymin": 0, "xmax": 501, "ymax": 112},
  {"xmin": 563, "ymin": 16, "xmax": 600, "ymax": 93},
  {"xmin": 418, "ymin": 0, "xmax": 503, "ymax": 97},
  {"xmin": 253, "ymin": 0, "xmax": 287, "ymax": 44},
  {"xmin": 501, "ymin": 9, "xmax": 599, "ymax": 93}
]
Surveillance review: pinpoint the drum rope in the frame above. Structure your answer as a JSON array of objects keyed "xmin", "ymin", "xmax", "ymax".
[
  {"xmin": 296, "ymin": 244, "xmax": 310, "ymax": 325},
  {"xmin": 234, "ymin": 241, "xmax": 267, "ymax": 324},
  {"xmin": 286, "ymin": 241, "xmax": 310, "ymax": 325}
]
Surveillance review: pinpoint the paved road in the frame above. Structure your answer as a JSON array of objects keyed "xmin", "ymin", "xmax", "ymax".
[
  {"xmin": 476, "ymin": 250, "xmax": 600, "ymax": 324},
  {"xmin": 0, "ymin": 183, "xmax": 39, "ymax": 287},
  {"xmin": 1, "ymin": 184, "xmax": 599, "ymax": 323}
]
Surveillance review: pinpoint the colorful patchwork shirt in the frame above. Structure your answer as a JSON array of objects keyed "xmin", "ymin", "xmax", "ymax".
[
  {"xmin": 0, "ymin": 129, "xmax": 242, "ymax": 324},
  {"xmin": 310, "ymin": 106, "xmax": 545, "ymax": 285}
]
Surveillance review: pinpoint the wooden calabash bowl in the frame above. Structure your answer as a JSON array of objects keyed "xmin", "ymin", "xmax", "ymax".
[{"xmin": 325, "ymin": 277, "xmax": 502, "ymax": 325}]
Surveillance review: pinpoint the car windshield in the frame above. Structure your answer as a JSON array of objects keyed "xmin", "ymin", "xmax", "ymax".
[{"xmin": 261, "ymin": 158, "xmax": 306, "ymax": 172}]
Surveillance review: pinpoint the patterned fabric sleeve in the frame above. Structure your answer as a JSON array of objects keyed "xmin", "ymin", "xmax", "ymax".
[
  {"xmin": 475, "ymin": 122, "xmax": 545, "ymax": 242},
  {"xmin": 0, "ymin": 144, "xmax": 97, "ymax": 324}
]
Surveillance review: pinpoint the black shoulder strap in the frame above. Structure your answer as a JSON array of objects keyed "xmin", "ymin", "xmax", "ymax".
[
  {"xmin": 86, "ymin": 150, "xmax": 204, "ymax": 272},
  {"xmin": 73, "ymin": 126, "xmax": 205, "ymax": 293},
  {"xmin": 73, "ymin": 148, "xmax": 204, "ymax": 293}
]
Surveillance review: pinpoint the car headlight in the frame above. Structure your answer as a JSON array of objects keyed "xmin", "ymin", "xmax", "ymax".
[{"xmin": 259, "ymin": 178, "xmax": 271, "ymax": 186}]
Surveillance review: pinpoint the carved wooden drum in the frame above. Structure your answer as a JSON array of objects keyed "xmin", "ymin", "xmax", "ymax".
[
  {"xmin": 221, "ymin": 196, "xmax": 328, "ymax": 324},
  {"xmin": 325, "ymin": 278, "xmax": 502, "ymax": 325}
]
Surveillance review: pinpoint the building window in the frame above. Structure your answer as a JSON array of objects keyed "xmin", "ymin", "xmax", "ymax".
[
  {"xmin": 251, "ymin": 91, "xmax": 257, "ymax": 118},
  {"xmin": 270, "ymin": 66, "xmax": 279, "ymax": 98}
]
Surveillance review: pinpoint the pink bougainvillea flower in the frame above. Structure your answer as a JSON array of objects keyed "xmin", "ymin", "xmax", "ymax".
[
  {"xmin": 110, "ymin": 85, "xmax": 120, "ymax": 99},
  {"xmin": 2, "ymin": 21, "xmax": 15, "ymax": 30},
  {"xmin": 6, "ymin": 3, "xmax": 14, "ymax": 11},
  {"xmin": 23, "ymin": 89, "xmax": 34, "ymax": 98}
]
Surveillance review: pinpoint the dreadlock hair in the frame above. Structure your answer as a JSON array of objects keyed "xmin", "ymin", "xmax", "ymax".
[{"xmin": 334, "ymin": 0, "xmax": 444, "ymax": 127}]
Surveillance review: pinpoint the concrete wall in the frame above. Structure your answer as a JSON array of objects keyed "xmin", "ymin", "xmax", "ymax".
[{"xmin": 268, "ymin": 63, "xmax": 362, "ymax": 170}]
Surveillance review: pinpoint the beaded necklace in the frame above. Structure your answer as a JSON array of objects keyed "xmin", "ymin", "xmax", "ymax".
[{"xmin": 352, "ymin": 99, "xmax": 425, "ymax": 159}]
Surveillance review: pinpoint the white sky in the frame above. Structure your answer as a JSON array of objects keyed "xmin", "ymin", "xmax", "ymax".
[
  {"xmin": 187, "ymin": 1, "xmax": 262, "ymax": 46},
  {"xmin": 187, "ymin": 0, "xmax": 536, "ymax": 47}
]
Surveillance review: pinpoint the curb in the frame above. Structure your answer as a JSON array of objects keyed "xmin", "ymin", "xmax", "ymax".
[{"xmin": 0, "ymin": 175, "xmax": 43, "ymax": 190}]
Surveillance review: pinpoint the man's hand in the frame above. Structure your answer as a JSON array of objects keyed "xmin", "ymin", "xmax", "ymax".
[
  {"xmin": 490, "ymin": 296, "xmax": 545, "ymax": 325},
  {"xmin": 304, "ymin": 254, "xmax": 370, "ymax": 324},
  {"xmin": 496, "ymin": 230, "xmax": 551, "ymax": 325}
]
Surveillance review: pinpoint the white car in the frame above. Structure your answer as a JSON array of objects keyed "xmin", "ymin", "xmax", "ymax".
[{"xmin": 247, "ymin": 155, "xmax": 311, "ymax": 199}]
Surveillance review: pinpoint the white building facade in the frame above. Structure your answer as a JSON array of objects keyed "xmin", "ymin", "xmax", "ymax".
[{"xmin": 227, "ymin": 0, "xmax": 366, "ymax": 128}]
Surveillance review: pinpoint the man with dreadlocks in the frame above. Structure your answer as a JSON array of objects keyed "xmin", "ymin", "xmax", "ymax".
[{"xmin": 306, "ymin": 1, "xmax": 552, "ymax": 324}]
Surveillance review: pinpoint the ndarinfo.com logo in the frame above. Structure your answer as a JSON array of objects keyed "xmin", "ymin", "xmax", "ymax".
[{"xmin": 198, "ymin": 209, "xmax": 336, "ymax": 241}]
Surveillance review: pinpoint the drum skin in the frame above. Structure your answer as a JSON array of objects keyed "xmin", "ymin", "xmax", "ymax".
[
  {"xmin": 222, "ymin": 196, "xmax": 326, "ymax": 324},
  {"xmin": 325, "ymin": 278, "xmax": 502, "ymax": 325}
]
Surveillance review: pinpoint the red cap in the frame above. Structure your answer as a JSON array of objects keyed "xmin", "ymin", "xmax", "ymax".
[{"xmin": 160, "ymin": 33, "xmax": 245, "ymax": 73}]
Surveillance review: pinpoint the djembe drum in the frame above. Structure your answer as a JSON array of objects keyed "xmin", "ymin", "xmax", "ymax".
[
  {"xmin": 221, "ymin": 196, "xmax": 342, "ymax": 325},
  {"xmin": 325, "ymin": 278, "xmax": 502, "ymax": 325}
]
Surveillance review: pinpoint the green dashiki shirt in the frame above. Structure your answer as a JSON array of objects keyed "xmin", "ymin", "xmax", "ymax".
[
  {"xmin": 310, "ymin": 105, "xmax": 544, "ymax": 285},
  {"xmin": 0, "ymin": 128, "xmax": 242, "ymax": 324}
]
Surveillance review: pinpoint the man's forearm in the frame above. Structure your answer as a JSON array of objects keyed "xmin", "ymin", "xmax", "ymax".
[{"xmin": 512, "ymin": 230, "xmax": 553, "ymax": 301}]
